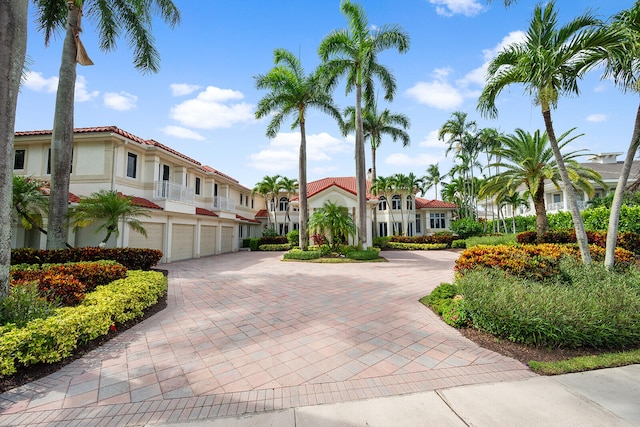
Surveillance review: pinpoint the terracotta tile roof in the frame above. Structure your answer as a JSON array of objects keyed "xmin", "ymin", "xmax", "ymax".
[
  {"xmin": 305, "ymin": 177, "xmax": 376, "ymax": 199},
  {"xmin": 38, "ymin": 181, "xmax": 80, "ymax": 203},
  {"xmin": 128, "ymin": 195, "xmax": 163, "ymax": 210},
  {"xmin": 201, "ymin": 165, "xmax": 240, "ymax": 184},
  {"xmin": 196, "ymin": 207, "xmax": 219, "ymax": 217},
  {"xmin": 254, "ymin": 209, "xmax": 268, "ymax": 218},
  {"xmin": 415, "ymin": 197, "xmax": 457, "ymax": 209},
  {"xmin": 236, "ymin": 214, "xmax": 261, "ymax": 224}
]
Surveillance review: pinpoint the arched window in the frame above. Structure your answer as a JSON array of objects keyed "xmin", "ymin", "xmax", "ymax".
[
  {"xmin": 378, "ymin": 196, "xmax": 387, "ymax": 211},
  {"xmin": 392, "ymin": 195, "xmax": 401, "ymax": 210},
  {"xmin": 406, "ymin": 196, "xmax": 413, "ymax": 210},
  {"xmin": 279, "ymin": 197, "xmax": 288, "ymax": 211}
]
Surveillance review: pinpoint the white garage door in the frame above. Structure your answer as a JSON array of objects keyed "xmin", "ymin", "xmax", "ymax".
[
  {"xmin": 171, "ymin": 224, "xmax": 194, "ymax": 261},
  {"xmin": 129, "ymin": 223, "xmax": 163, "ymax": 251},
  {"xmin": 220, "ymin": 226, "xmax": 233, "ymax": 253},
  {"xmin": 200, "ymin": 225, "xmax": 217, "ymax": 256}
]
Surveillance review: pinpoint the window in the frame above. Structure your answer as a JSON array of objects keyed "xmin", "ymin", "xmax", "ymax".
[
  {"xmin": 46, "ymin": 148, "xmax": 73, "ymax": 174},
  {"xmin": 406, "ymin": 196, "xmax": 413, "ymax": 210},
  {"xmin": 430, "ymin": 213, "xmax": 446, "ymax": 229},
  {"xmin": 392, "ymin": 195, "xmax": 401, "ymax": 210},
  {"xmin": 553, "ymin": 193, "xmax": 561, "ymax": 204},
  {"xmin": 407, "ymin": 222, "xmax": 414, "ymax": 236},
  {"xmin": 214, "ymin": 183, "xmax": 218, "ymax": 197},
  {"xmin": 378, "ymin": 222, "xmax": 388, "ymax": 237},
  {"xmin": 293, "ymin": 223, "xmax": 299, "ymax": 230},
  {"xmin": 251, "ymin": 198, "xmax": 254, "ymax": 209},
  {"xmin": 160, "ymin": 164, "xmax": 170, "ymax": 181},
  {"xmin": 279, "ymin": 197, "xmax": 288, "ymax": 212},
  {"xmin": 415, "ymin": 214, "xmax": 422, "ymax": 234},
  {"xmin": 126, "ymin": 152, "xmax": 137, "ymax": 178},
  {"xmin": 378, "ymin": 196, "xmax": 387, "ymax": 211},
  {"xmin": 279, "ymin": 223, "xmax": 289, "ymax": 235},
  {"xmin": 14, "ymin": 149, "xmax": 25, "ymax": 169},
  {"xmin": 240, "ymin": 194, "xmax": 244, "ymax": 205},
  {"xmin": 195, "ymin": 177, "xmax": 201, "ymax": 195},
  {"xmin": 239, "ymin": 225, "xmax": 244, "ymax": 238}
]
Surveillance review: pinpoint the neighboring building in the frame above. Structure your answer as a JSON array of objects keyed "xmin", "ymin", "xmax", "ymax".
[
  {"xmin": 264, "ymin": 177, "xmax": 458, "ymax": 247},
  {"xmin": 12, "ymin": 126, "xmax": 261, "ymax": 263}
]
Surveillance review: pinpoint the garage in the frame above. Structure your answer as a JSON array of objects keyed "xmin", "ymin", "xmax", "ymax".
[
  {"xmin": 220, "ymin": 226, "xmax": 234, "ymax": 253},
  {"xmin": 171, "ymin": 224, "xmax": 194, "ymax": 261},
  {"xmin": 200, "ymin": 225, "xmax": 217, "ymax": 256},
  {"xmin": 129, "ymin": 222, "xmax": 164, "ymax": 251}
]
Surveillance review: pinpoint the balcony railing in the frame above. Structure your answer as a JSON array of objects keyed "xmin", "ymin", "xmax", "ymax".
[
  {"xmin": 155, "ymin": 181, "xmax": 194, "ymax": 204},
  {"xmin": 547, "ymin": 201, "xmax": 588, "ymax": 211},
  {"xmin": 213, "ymin": 195, "xmax": 235, "ymax": 212}
]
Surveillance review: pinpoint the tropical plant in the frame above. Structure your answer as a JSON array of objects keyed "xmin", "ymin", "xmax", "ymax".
[
  {"xmin": 278, "ymin": 176, "xmax": 298, "ymax": 232},
  {"xmin": 370, "ymin": 175, "xmax": 398, "ymax": 232},
  {"xmin": 35, "ymin": 0, "xmax": 180, "ymax": 249},
  {"xmin": 252, "ymin": 175, "xmax": 281, "ymax": 233},
  {"xmin": 0, "ymin": 1, "xmax": 28, "ymax": 298},
  {"xmin": 254, "ymin": 49, "xmax": 343, "ymax": 249},
  {"xmin": 421, "ymin": 164, "xmax": 445, "ymax": 200},
  {"xmin": 480, "ymin": 128, "xmax": 605, "ymax": 238},
  {"xmin": 477, "ymin": 1, "xmax": 619, "ymax": 263},
  {"xmin": 307, "ymin": 200, "xmax": 356, "ymax": 251},
  {"xmin": 319, "ymin": 0, "xmax": 409, "ymax": 249},
  {"xmin": 499, "ymin": 191, "xmax": 530, "ymax": 234},
  {"xmin": 392, "ymin": 172, "xmax": 421, "ymax": 235},
  {"xmin": 68, "ymin": 190, "xmax": 151, "ymax": 246},
  {"xmin": 12, "ymin": 175, "xmax": 50, "ymax": 239}
]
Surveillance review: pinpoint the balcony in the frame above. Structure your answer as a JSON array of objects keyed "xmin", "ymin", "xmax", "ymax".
[
  {"xmin": 213, "ymin": 195, "xmax": 235, "ymax": 212},
  {"xmin": 154, "ymin": 181, "xmax": 194, "ymax": 204},
  {"xmin": 547, "ymin": 201, "xmax": 588, "ymax": 212}
]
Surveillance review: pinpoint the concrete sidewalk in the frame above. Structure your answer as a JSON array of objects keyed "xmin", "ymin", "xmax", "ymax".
[{"xmin": 157, "ymin": 364, "xmax": 640, "ymax": 426}]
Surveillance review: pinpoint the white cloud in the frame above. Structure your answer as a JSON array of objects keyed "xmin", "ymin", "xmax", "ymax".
[
  {"xmin": 418, "ymin": 130, "xmax": 446, "ymax": 148},
  {"xmin": 249, "ymin": 132, "xmax": 350, "ymax": 172},
  {"xmin": 23, "ymin": 71, "xmax": 58, "ymax": 93},
  {"xmin": 170, "ymin": 85, "xmax": 254, "ymax": 129},
  {"xmin": 161, "ymin": 125, "xmax": 205, "ymax": 140},
  {"xmin": 75, "ymin": 75, "xmax": 99, "ymax": 102},
  {"xmin": 586, "ymin": 114, "xmax": 607, "ymax": 123},
  {"xmin": 170, "ymin": 83, "xmax": 201, "ymax": 96},
  {"xmin": 429, "ymin": 0, "xmax": 484, "ymax": 17},
  {"xmin": 385, "ymin": 152, "xmax": 443, "ymax": 167},
  {"xmin": 594, "ymin": 84, "xmax": 607, "ymax": 93},
  {"xmin": 103, "ymin": 91, "xmax": 137, "ymax": 111},
  {"xmin": 406, "ymin": 81, "xmax": 464, "ymax": 110}
]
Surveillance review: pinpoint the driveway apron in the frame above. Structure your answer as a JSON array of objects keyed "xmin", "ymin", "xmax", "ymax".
[{"xmin": 0, "ymin": 250, "xmax": 534, "ymax": 426}]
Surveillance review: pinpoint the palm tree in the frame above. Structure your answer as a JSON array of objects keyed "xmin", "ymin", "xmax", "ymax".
[
  {"xmin": 602, "ymin": 4, "xmax": 640, "ymax": 268},
  {"xmin": 479, "ymin": 128, "xmax": 605, "ymax": 238},
  {"xmin": 319, "ymin": 0, "xmax": 409, "ymax": 249},
  {"xmin": 0, "ymin": 1, "xmax": 27, "ymax": 297},
  {"xmin": 499, "ymin": 191, "xmax": 530, "ymax": 234},
  {"xmin": 343, "ymin": 100, "xmax": 410, "ymax": 181},
  {"xmin": 12, "ymin": 175, "xmax": 50, "ymax": 239},
  {"xmin": 391, "ymin": 172, "xmax": 421, "ymax": 235},
  {"xmin": 278, "ymin": 176, "xmax": 299, "ymax": 233},
  {"xmin": 255, "ymin": 49, "xmax": 342, "ymax": 249},
  {"xmin": 421, "ymin": 164, "xmax": 445, "ymax": 200},
  {"xmin": 370, "ymin": 175, "xmax": 397, "ymax": 235},
  {"xmin": 308, "ymin": 200, "xmax": 356, "ymax": 251},
  {"xmin": 477, "ymin": 1, "xmax": 618, "ymax": 264},
  {"xmin": 68, "ymin": 190, "xmax": 150, "ymax": 246},
  {"xmin": 35, "ymin": 0, "xmax": 180, "ymax": 249},
  {"xmin": 252, "ymin": 175, "xmax": 282, "ymax": 233},
  {"xmin": 439, "ymin": 111, "xmax": 477, "ymax": 157}
]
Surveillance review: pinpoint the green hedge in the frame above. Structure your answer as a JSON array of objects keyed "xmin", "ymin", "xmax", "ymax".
[
  {"xmin": 283, "ymin": 249, "xmax": 322, "ymax": 260},
  {"xmin": 0, "ymin": 270, "xmax": 167, "ymax": 375},
  {"xmin": 386, "ymin": 242, "xmax": 448, "ymax": 250},
  {"xmin": 11, "ymin": 247, "xmax": 162, "ymax": 270}
]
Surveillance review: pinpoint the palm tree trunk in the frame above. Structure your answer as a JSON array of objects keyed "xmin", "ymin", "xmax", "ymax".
[
  {"xmin": 0, "ymin": 0, "xmax": 27, "ymax": 298},
  {"xmin": 371, "ymin": 146, "xmax": 378, "ymax": 238},
  {"xmin": 48, "ymin": 3, "xmax": 80, "ymax": 249},
  {"xmin": 299, "ymin": 119, "xmax": 309, "ymax": 250},
  {"xmin": 605, "ymin": 103, "xmax": 640, "ymax": 268},
  {"xmin": 355, "ymin": 82, "xmax": 368, "ymax": 249},
  {"xmin": 533, "ymin": 181, "xmax": 550, "ymax": 238},
  {"xmin": 542, "ymin": 109, "xmax": 591, "ymax": 264}
]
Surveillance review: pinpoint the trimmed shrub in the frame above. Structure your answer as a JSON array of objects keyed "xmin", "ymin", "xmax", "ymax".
[
  {"xmin": 242, "ymin": 238, "xmax": 251, "ymax": 248},
  {"xmin": 346, "ymin": 248, "xmax": 380, "ymax": 260},
  {"xmin": 373, "ymin": 236, "xmax": 391, "ymax": 249},
  {"xmin": 11, "ymin": 247, "xmax": 162, "ymax": 270},
  {"xmin": 258, "ymin": 243, "xmax": 290, "ymax": 251},
  {"xmin": 259, "ymin": 236, "xmax": 288, "ymax": 245},
  {"xmin": 451, "ymin": 239, "xmax": 467, "ymax": 249},
  {"xmin": 450, "ymin": 218, "xmax": 483, "ymax": 239},
  {"xmin": 422, "ymin": 283, "xmax": 460, "ymax": 315},
  {"xmin": 286, "ymin": 230, "xmax": 300, "ymax": 246},
  {"xmin": 386, "ymin": 242, "xmax": 448, "ymax": 250},
  {"xmin": 442, "ymin": 295, "xmax": 469, "ymax": 328},
  {"xmin": 249, "ymin": 238, "xmax": 260, "ymax": 251},
  {"xmin": 283, "ymin": 249, "xmax": 322, "ymax": 260}
]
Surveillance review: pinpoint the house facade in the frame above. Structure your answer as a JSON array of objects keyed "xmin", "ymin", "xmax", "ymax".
[{"xmin": 12, "ymin": 126, "xmax": 261, "ymax": 263}]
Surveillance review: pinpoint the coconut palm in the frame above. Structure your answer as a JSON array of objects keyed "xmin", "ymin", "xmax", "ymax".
[
  {"xmin": 601, "ymin": 4, "xmax": 640, "ymax": 268},
  {"xmin": 0, "ymin": 1, "xmax": 27, "ymax": 297},
  {"xmin": 477, "ymin": 1, "xmax": 618, "ymax": 263},
  {"xmin": 391, "ymin": 172, "xmax": 421, "ymax": 235},
  {"xmin": 278, "ymin": 176, "xmax": 299, "ymax": 232},
  {"xmin": 68, "ymin": 190, "xmax": 150, "ymax": 246},
  {"xmin": 308, "ymin": 200, "xmax": 356, "ymax": 251},
  {"xmin": 255, "ymin": 49, "xmax": 342, "ymax": 249},
  {"xmin": 370, "ymin": 175, "xmax": 397, "ymax": 234},
  {"xmin": 252, "ymin": 175, "xmax": 282, "ymax": 233},
  {"xmin": 479, "ymin": 128, "xmax": 605, "ymax": 238},
  {"xmin": 319, "ymin": 0, "xmax": 409, "ymax": 249},
  {"xmin": 12, "ymin": 175, "xmax": 50, "ymax": 239},
  {"xmin": 421, "ymin": 164, "xmax": 445, "ymax": 200},
  {"xmin": 35, "ymin": 0, "xmax": 180, "ymax": 249}
]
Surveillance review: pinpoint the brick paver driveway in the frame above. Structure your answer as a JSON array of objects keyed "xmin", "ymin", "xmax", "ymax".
[{"xmin": 0, "ymin": 250, "xmax": 534, "ymax": 426}]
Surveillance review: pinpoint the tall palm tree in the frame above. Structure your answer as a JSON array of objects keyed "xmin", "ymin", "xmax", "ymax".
[
  {"xmin": 370, "ymin": 175, "xmax": 397, "ymax": 234},
  {"xmin": 252, "ymin": 175, "xmax": 282, "ymax": 233},
  {"xmin": 319, "ymin": 0, "xmax": 409, "ymax": 249},
  {"xmin": 0, "ymin": 1, "xmax": 27, "ymax": 297},
  {"xmin": 278, "ymin": 176, "xmax": 299, "ymax": 233},
  {"xmin": 35, "ymin": 0, "xmax": 180, "ymax": 249},
  {"xmin": 439, "ymin": 111, "xmax": 477, "ymax": 157},
  {"xmin": 255, "ymin": 49, "xmax": 342, "ymax": 249},
  {"xmin": 421, "ymin": 164, "xmax": 445, "ymax": 200},
  {"xmin": 479, "ymin": 128, "xmax": 605, "ymax": 238},
  {"xmin": 343, "ymin": 100, "xmax": 410, "ymax": 181},
  {"xmin": 499, "ymin": 191, "xmax": 530, "ymax": 234},
  {"xmin": 68, "ymin": 190, "xmax": 150, "ymax": 246},
  {"xmin": 602, "ymin": 4, "xmax": 640, "ymax": 268},
  {"xmin": 477, "ymin": 1, "xmax": 618, "ymax": 264},
  {"xmin": 13, "ymin": 175, "xmax": 50, "ymax": 239},
  {"xmin": 308, "ymin": 200, "xmax": 356, "ymax": 251}
]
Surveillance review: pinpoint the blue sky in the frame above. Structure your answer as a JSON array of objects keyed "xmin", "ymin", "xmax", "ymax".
[{"xmin": 16, "ymin": 0, "xmax": 637, "ymax": 197}]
